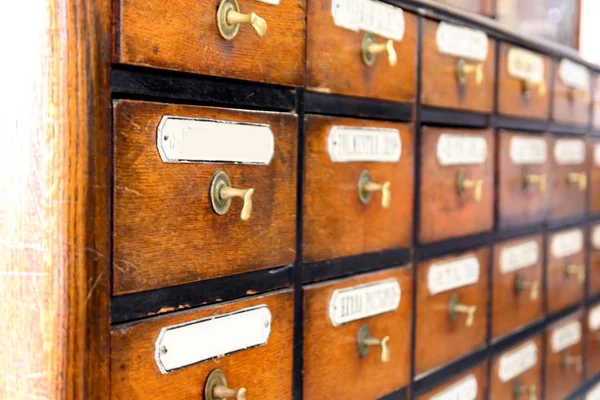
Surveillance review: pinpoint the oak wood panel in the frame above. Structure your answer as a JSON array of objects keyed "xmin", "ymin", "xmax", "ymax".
[
  {"xmin": 421, "ymin": 18, "xmax": 495, "ymax": 112},
  {"xmin": 590, "ymin": 224, "xmax": 600, "ymax": 297},
  {"xmin": 497, "ymin": 44, "xmax": 551, "ymax": 120},
  {"xmin": 415, "ymin": 363, "xmax": 487, "ymax": 399},
  {"xmin": 113, "ymin": 101, "xmax": 297, "ymax": 294},
  {"xmin": 111, "ymin": 290, "xmax": 293, "ymax": 399},
  {"xmin": 497, "ymin": 131, "xmax": 550, "ymax": 229},
  {"xmin": 415, "ymin": 247, "xmax": 489, "ymax": 375},
  {"xmin": 419, "ymin": 127, "xmax": 494, "ymax": 243},
  {"xmin": 303, "ymin": 115, "xmax": 414, "ymax": 263},
  {"xmin": 492, "ymin": 235, "xmax": 544, "ymax": 339},
  {"xmin": 306, "ymin": 0, "xmax": 417, "ymax": 102},
  {"xmin": 489, "ymin": 337, "xmax": 542, "ymax": 400},
  {"xmin": 553, "ymin": 63, "xmax": 591, "ymax": 126},
  {"xmin": 115, "ymin": 0, "xmax": 305, "ymax": 86},
  {"xmin": 593, "ymin": 75, "xmax": 600, "ymax": 130},
  {"xmin": 303, "ymin": 267, "xmax": 412, "ymax": 400},
  {"xmin": 590, "ymin": 138, "xmax": 600, "ymax": 213},
  {"xmin": 587, "ymin": 304, "xmax": 600, "ymax": 377}
]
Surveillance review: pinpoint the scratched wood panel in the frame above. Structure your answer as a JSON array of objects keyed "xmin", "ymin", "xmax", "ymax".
[
  {"xmin": 306, "ymin": 0, "xmax": 417, "ymax": 102},
  {"xmin": 553, "ymin": 63, "xmax": 591, "ymax": 126},
  {"xmin": 111, "ymin": 290, "xmax": 293, "ymax": 399},
  {"xmin": 113, "ymin": 100, "xmax": 297, "ymax": 294},
  {"xmin": 590, "ymin": 138, "xmax": 600, "ymax": 214},
  {"xmin": 415, "ymin": 363, "xmax": 487, "ymax": 399},
  {"xmin": 114, "ymin": 0, "xmax": 305, "ymax": 86}
]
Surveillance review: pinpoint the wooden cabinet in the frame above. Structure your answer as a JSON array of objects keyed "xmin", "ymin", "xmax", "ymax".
[
  {"xmin": 587, "ymin": 304, "xmax": 600, "ymax": 377},
  {"xmin": 553, "ymin": 58, "xmax": 592, "ymax": 126},
  {"xmin": 590, "ymin": 224, "xmax": 600, "ymax": 297},
  {"xmin": 590, "ymin": 138, "xmax": 600, "ymax": 213},
  {"xmin": 415, "ymin": 363, "xmax": 487, "ymax": 399},
  {"xmin": 593, "ymin": 75, "xmax": 600, "ymax": 130}
]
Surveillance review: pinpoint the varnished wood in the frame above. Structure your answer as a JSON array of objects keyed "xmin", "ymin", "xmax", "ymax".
[
  {"xmin": 553, "ymin": 63, "xmax": 591, "ymax": 126},
  {"xmin": 115, "ymin": 0, "xmax": 305, "ymax": 86},
  {"xmin": 590, "ymin": 138, "xmax": 600, "ymax": 214},
  {"xmin": 306, "ymin": 0, "xmax": 417, "ymax": 102},
  {"xmin": 593, "ymin": 76, "xmax": 600, "ymax": 130},
  {"xmin": 415, "ymin": 363, "xmax": 487, "ymax": 399},
  {"xmin": 587, "ymin": 304, "xmax": 600, "ymax": 377},
  {"xmin": 492, "ymin": 235, "xmax": 544, "ymax": 339},
  {"xmin": 303, "ymin": 267, "xmax": 412, "ymax": 400},
  {"xmin": 111, "ymin": 290, "xmax": 293, "ymax": 399},
  {"xmin": 303, "ymin": 115, "xmax": 414, "ymax": 263},
  {"xmin": 113, "ymin": 100, "xmax": 297, "ymax": 294},
  {"xmin": 497, "ymin": 131, "xmax": 550, "ymax": 229},
  {"xmin": 419, "ymin": 127, "xmax": 494, "ymax": 244},
  {"xmin": 415, "ymin": 247, "xmax": 489, "ymax": 375},
  {"xmin": 421, "ymin": 18, "xmax": 495, "ymax": 112},
  {"xmin": 497, "ymin": 43, "xmax": 551, "ymax": 120},
  {"xmin": 590, "ymin": 224, "xmax": 600, "ymax": 297}
]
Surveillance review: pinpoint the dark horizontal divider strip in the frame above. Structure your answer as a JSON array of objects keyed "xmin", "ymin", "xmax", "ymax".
[
  {"xmin": 494, "ymin": 223, "xmax": 545, "ymax": 242},
  {"xmin": 415, "ymin": 231, "xmax": 494, "ymax": 261},
  {"xmin": 380, "ymin": 387, "xmax": 409, "ymax": 400},
  {"xmin": 587, "ymin": 293, "xmax": 600, "ymax": 307},
  {"xmin": 567, "ymin": 370, "xmax": 600, "ymax": 400},
  {"xmin": 547, "ymin": 216, "xmax": 587, "ymax": 232},
  {"xmin": 545, "ymin": 304, "xmax": 582, "ymax": 326},
  {"xmin": 490, "ymin": 318, "xmax": 545, "ymax": 355},
  {"xmin": 303, "ymin": 91, "xmax": 413, "ymax": 122},
  {"xmin": 420, "ymin": 107, "xmax": 490, "ymax": 128},
  {"xmin": 111, "ymin": 264, "xmax": 293, "ymax": 324},
  {"xmin": 592, "ymin": 129, "xmax": 600, "ymax": 137},
  {"xmin": 493, "ymin": 115, "xmax": 549, "ymax": 132},
  {"xmin": 111, "ymin": 65, "xmax": 297, "ymax": 111},
  {"xmin": 302, "ymin": 248, "xmax": 411, "ymax": 284},
  {"xmin": 550, "ymin": 122, "xmax": 590, "ymax": 136}
]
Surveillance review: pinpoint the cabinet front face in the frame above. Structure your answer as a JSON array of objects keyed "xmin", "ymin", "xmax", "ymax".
[
  {"xmin": 306, "ymin": 0, "xmax": 417, "ymax": 102},
  {"xmin": 594, "ymin": 75, "xmax": 600, "ymax": 130},
  {"xmin": 588, "ymin": 304, "xmax": 600, "ymax": 377},
  {"xmin": 303, "ymin": 115, "xmax": 414, "ymax": 263},
  {"xmin": 553, "ymin": 58, "xmax": 591, "ymax": 126},
  {"xmin": 415, "ymin": 363, "xmax": 487, "ymax": 400},
  {"xmin": 415, "ymin": 247, "xmax": 489, "ymax": 375},
  {"xmin": 113, "ymin": 100, "xmax": 297, "ymax": 294},
  {"xmin": 111, "ymin": 290, "xmax": 294, "ymax": 399},
  {"xmin": 590, "ymin": 138, "xmax": 600, "ymax": 214},
  {"xmin": 545, "ymin": 315, "xmax": 584, "ymax": 400},
  {"xmin": 303, "ymin": 267, "xmax": 412, "ymax": 400}
]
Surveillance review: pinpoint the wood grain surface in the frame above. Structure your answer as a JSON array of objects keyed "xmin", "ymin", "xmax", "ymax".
[
  {"xmin": 421, "ymin": 18, "xmax": 495, "ymax": 112},
  {"xmin": 113, "ymin": 100, "xmax": 297, "ymax": 294},
  {"xmin": 303, "ymin": 115, "xmax": 414, "ymax": 263},
  {"xmin": 587, "ymin": 304, "xmax": 600, "ymax": 378},
  {"xmin": 306, "ymin": 0, "xmax": 417, "ymax": 102},
  {"xmin": 111, "ymin": 290, "xmax": 293, "ymax": 399},
  {"xmin": 419, "ymin": 126, "xmax": 494, "ymax": 243},
  {"xmin": 590, "ymin": 224, "xmax": 600, "ymax": 297},
  {"xmin": 415, "ymin": 362, "xmax": 487, "ymax": 399},
  {"xmin": 115, "ymin": 0, "xmax": 305, "ymax": 86},
  {"xmin": 415, "ymin": 247, "xmax": 489, "ymax": 375},
  {"xmin": 590, "ymin": 138, "xmax": 600, "ymax": 213},
  {"xmin": 553, "ymin": 63, "xmax": 591, "ymax": 126}
]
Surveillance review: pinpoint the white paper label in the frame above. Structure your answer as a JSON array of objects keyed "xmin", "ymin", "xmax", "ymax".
[
  {"xmin": 154, "ymin": 306, "xmax": 271, "ymax": 373},
  {"xmin": 586, "ymin": 382, "xmax": 600, "ymax": 400},
  {"xmin": 428, "ymin": 255, "xmax": 480, "ymax": 295},
  {"xmin": 430, "ymin": 374, "xmax": 478, "ymax": 400},
  {"xmin": 592, "ymin": 225, "xmax": 600, "ymax": 250},
  {"xmin": 589, "ymin": 305, "xmax": 600, "ymax": 331},
  {"xmin": 500, "ymin": 240, "xmax": 539, "ymax": 274},
  {"xmin": 559, "ymin": 58, "xmax": 590, "ymax": 91},
  {"xmin": 498, "ymin": 341, "xmax": 538, "ymax": 382},
  {"xmin": 436, "ymin": 22, "xmax": 488, "ymax": 62},
  {"xmin": 157, "ymin": 116, "xmax": 274, "ymax": 164},
  {"xmin": 328, "ymin": 126, "xmax": 401, "ymax": 163},
  {"xmin": 329, "ymin": 279, "xmax": 401, "ymax": 326},
  {"xmin": 551, "ymin": 320, "xmax": 581, "ymax": 353},
  {"xmin": 256, "ymin": 0, "xmax": 280, "ymax": 4},
  {"xmin": 436, "ymin": 134, "xmax": 487, "ymax": 166},
  {"xmin": 554, "ymin": 139, "xmax": 585, "ymax": 165},
  {"xmin": 551, "ymin": 229, "xmax": 583, "ymax": 258},
  {"xmin": 331, "ymin": 0, "xmax": 405, "ymax": 41},
  {"xmin": 594, "ymin": 144, "xmax": 600, "ymax": 167},
  {"xmin": 509, "ymin": 137, "xmax": 547, "ymax": 165},
  {"xmin": 507, "ymin": 47, "xmax": 544, "ymax": 84}
]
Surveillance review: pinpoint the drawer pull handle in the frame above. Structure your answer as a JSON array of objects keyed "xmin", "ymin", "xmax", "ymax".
[
  {"xmin": 561, "ymin": 352, "xmax": 583, "ymax": 373},
  {"xmin": 358, "ymin": 170, "xmax": 391, "ymax": 209},
  {"xmin": 456, "ymin": 58, "xmax": 483, "ymax": 86},
  {"xmin": 566, "ymin": 172, "xmax": 587, "ymax": 191},
  {"xmin": 356, "ymin": 325, "xmax": 390, "ymax": 362},
  {"xmin": 448, "ymin": 293, "xmax": 476, "ymax": 327},
  {"xmin": 514, "ymin": 379, "xmax": 537, "ymax": 400},
  {"xmin": 217, "ymin": 0, "xmax": 267, "ymax": 40},
  {"xmin": 515, "ymin": 273, "xmax": 539, "ymax": 301},
  {"xmin": 205, "ymin": 369, "xmax": 247, "ymax": 400},
  {"xmin": 361, "ymin": 33, "xmax": 397, "ymax": 67},
  {"xmin": 521, "ymin": 80, "xmax": 546, "ymax": 99},
  {"xmin": 210, "ymin": 170, "xmax": 254, "ymax": 221},
  {"xmin": 456, "ymin": 170, "xmax": 483, "ymax": 202},
  {"xmin": 564, "ymin": 264, "xmax": 585, "ymax": 283},
  {"xmin": 523, "ymin": 173, "xmax": 546, "ymax": 193}
]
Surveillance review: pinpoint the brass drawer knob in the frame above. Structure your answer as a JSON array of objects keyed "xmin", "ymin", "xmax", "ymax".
[
  {"xmin": 217, "ymin": 0, "xmax": 267, "ymax": 40},
  {"xmin": 521, "ymin": 80, "xmax": 546, "ymax": 99},
  {"xmin": 566, "ymin": 172, "xmax": 587, "ymax": 191},
  {"xmin": 514, "ymin": 379, "xmax": 537, "ymax": 400},
  {"xmin": 523, "ymin": 173, "xmax": 546, "ymax": 193},
  {"xmin": 357, "ymin": 325, "xmax": 390, "ymax": 362},
  {"xmin": 456, "ymin": 170, "xmax": 483, "ymax": 202},
  {"xmin": 205, "ymin": 369, "xmax": 247, "ymax": 400},
  {"xmin": 358, "ymin": 170, "xmax": 391, "ymax": 209},
  {"xmin": 362, "ymin": 33, "xmax": 397, "ymax": 67},
  {"xmin": 456, "ymin": 58, "xmax": 483, "ymax": 86},
  {"xmin": 210, "ymin": 170, "xmax": 254, "ymax": 221},
  {"xmin": 561, "ymin": 352, "xmax": 583, "ymax": 373},
  {"xmin": 564, "ymin": 264, "xmax": 585, "ymax": 283},
  {"xmin": 515, "ymin": 273, "xmax": 539, "ymax": 301},
  {"xmin": 448, "ymin": 293, "xmax": 476, "ymax": 327}
]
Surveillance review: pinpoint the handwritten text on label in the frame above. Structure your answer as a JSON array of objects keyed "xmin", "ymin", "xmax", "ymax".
[
  {"xmin": 331, "ymin": 0, "xmax": 405, "ymax": 41},
  {"xmin": 428, "ymin": 255, "xmax": 480, "ymax": 295},
  {"xmin": 328, "ymin": 126, "xmax": 401, "ymax": 163},
  {"xmin": 554, "ymin": 139, "xmax": 585, "ymax": 165},
  {"xmin": 436, "ymin": 22, "xmax": 488, "ymax": 62},
  {"xmin": 500, "ymin": 240, "xmax": 539, "ymax": 274},
  {"xmin": 498, "ymin": 341, "xmax": 538, "ymax": 382},
  {"xmin": 509, "ymin": 136, "xmax": 547, "ymax": 165},
  {"xmin": 551, "ymin": 320, "xmax": 581, "ymax": 353},
  {"xmin": 507, "ymin": 48, "xmax": 544, "ymax": 84},
  {"xmin": 559, "ymin": 58, "xmax": 590, "ymax": 91},
  {"xmin": 551, "ymin": 229, "xmax": 583, "ymax": 258},
  {"xmin": 436, "ymin": 134, "xmax": 487, "ymax": 166},
  {"xmin": 430, "ymin": 374, "xmax": 478, "ymax": 400}
]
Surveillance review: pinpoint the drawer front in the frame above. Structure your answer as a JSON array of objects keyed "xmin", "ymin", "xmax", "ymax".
[
  {"xmin": 498, "ymin": 44, "xmax": 550, "ymax": 120},
  {"xmin": 115, "ymin": 0, "xmax": 305, "ymax": 86},
  {"xmin": 588, "ymin": 304, "xmax": 600, "ymax": 376},
  {"xmin": 594, "ymin": 75, "xmax": 600, "ymax": 130},
  {"xmin": 553, "ymin": 59, "xmax": 591, "ymax": 125},
  {"xmin": 547, "ymin": 228, "xmax": 585, "ymax": 313},
  {"xmin": 497, "ymin": 131, "xmax": 550, "ymax": 229},
  {"xmin": 113, "ymin": 101, "xmax": 297, "ymax": 294},
  {"xmin": 306, "ymin": 0, "xmax": 417, "ymax": 102},
  {"xmin": 419, "ymin": 127, "xmax": 494, "ymax": 243},
  {"xmin": 591, "ymin": 139, "xmax": 600, "ymax": 213},
  {"xmin": 303, "ymin": 115, "xmax": 414, "ymax": 263},
  {"xmin": 492, "ymin": 235, "xmax": 544, "ymax": 339},
  {"xmin": 415, "ymin": 363, "xmax": 487, "ymax": 400},
  {"xmin": 111, "ymin": 290, "xmax": 293, "ymax": 399},
  {"xmin": 490, "ymin": 337, "xmax": 542, "ymax": 400},
  {"xmin": 549, "ymin": 137, "xmax": 589, "ymax": 221},
  {"xmin": 421, "ymin": 19, "xmax": 495, "ymax": 112},
  {"xmin": 545, "ymin": 314, "xmax": 584, "ymax": 400},
  {"xmin": 415, "ymin": 247, "xmax": 489, "ymax": 375},
  {"xmin": 591, "ymin": 224, "xmax": 600, "ymax": 297},
  {"xmin": 303, "ymin": 267, "xmax": 412, "ymax": 400}
]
